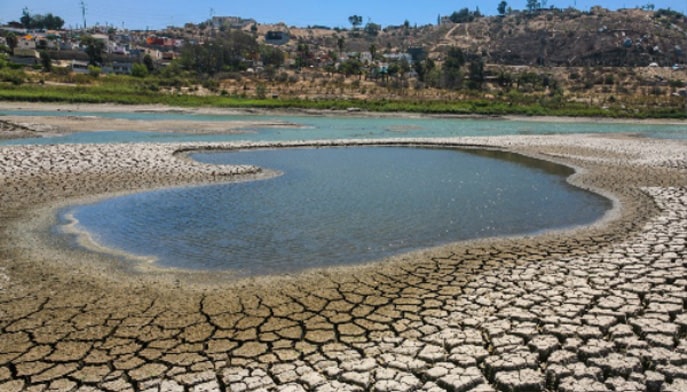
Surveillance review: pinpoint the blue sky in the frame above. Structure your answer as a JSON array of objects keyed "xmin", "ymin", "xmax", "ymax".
[{"xmin": 2, "ymin": 0, "xmax": 685, "ymax": 30}]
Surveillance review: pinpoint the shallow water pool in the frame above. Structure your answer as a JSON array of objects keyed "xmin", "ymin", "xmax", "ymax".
[{"xmin": 58, "ymin": 146, "xmax": 611, "ymax": 276}]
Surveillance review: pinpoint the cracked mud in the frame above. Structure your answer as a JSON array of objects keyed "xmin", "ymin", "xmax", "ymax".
[{"xmin": 0, "ymin": 134, "xmax": 686, "ymax": 391}]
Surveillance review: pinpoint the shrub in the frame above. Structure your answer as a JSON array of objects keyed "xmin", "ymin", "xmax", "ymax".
[
  {"xmin": 202, "ymin": 78, "xmax": 219, "ymax": 92},
  {"xmin": 87, "ymin": 65, "xmax": 101, "ymax": 78},
  {"xmin": 131, "ymin": 63, "xmax": 149, "ymax": 78},
  {"xmin": 255, "ymin": 83, "xmax": 267, "ymax": 99},
  {"xmin": 0, "ymin": 68, "xmax": 24, "ymax": 85}
]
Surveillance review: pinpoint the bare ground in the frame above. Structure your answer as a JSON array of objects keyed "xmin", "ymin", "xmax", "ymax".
[{"xmin": 0, "ymin": 110, "xmax": 686, "ymax": 391}]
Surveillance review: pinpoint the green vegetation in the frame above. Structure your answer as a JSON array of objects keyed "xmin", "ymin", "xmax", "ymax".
[
  {"xmin": 0, "ymin": 74, "xmax": 684, "ymax": 119},
  {"xmin": 20, "ymin": 8, "xmax": 65, "ymax": 30},
  {"xmin": 449, "ymin": 8, "xmax": 483, "ymax": 23},
  {"xmin": 2, "ymin": 7, "xmax": 684, "ymax": 120},
  {"xmin": 179, "ymin": 30, "xmax": 259, "ymax": 75}
]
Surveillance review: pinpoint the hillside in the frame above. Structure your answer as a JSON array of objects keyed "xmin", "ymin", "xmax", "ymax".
[
  {"xmin": 241, "ymin": 7, "xmax": 685, "ymax": 68},
  {"xmin": 181, "ymin": 8, "xmax": 681, "ymax": 115},
  {"xmin": 2, "ymin": 7, "xmax": 686, "ymax": 117}
]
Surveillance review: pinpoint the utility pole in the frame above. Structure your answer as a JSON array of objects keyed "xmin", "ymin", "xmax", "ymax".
[
  {"xmin": 80, "ymin": 1, "xmax": 87, "ymax": 29},
  {"xmin": 209, "ymin": 8, "xmax": 216, "ymax": 37}
]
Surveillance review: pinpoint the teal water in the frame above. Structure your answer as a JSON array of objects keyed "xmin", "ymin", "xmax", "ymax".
[
  {"xmin": 60, "ymin": 147, "xmax": 611, "ymax": 276},
  {"xmin": 1, "ymin": 110, "xmax": 686, "ymax": 145}
]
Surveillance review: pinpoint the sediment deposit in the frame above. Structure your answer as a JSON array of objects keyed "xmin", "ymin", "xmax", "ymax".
[{"xmin": 0, "ymin": 134, "xmax": 685, "ymax": 392}]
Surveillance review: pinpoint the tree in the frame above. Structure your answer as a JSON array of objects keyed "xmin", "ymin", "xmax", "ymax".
[
  {"xmin": 143, "ymin": 54, "xmax": 155, "ymax": 72},
  {"xmin": 442, "ymin": 47, "xmax": 466, "ymax": 89},
  {"xmin": 255, "ymin": 83, "xmax": 267, "ymax": 99},
  {"xmin": 294, "ymin": 43, "xmax": 314, "ymax": 68},
  {"xmin": 364, "ymin": 22, "xmax": 381, "ymax": 37},
  {"xmin": 398, "ymin": 57, "xmax": 411, "ymax": 76},
  {"xmin": 81, "ymin": 35, "xmax": 105, "ymax": 66},
  {"xmin": 19, "ymin": 8, "xmax": 65, "ymax": 30},
  {"xmin": 467, "ymin": 59, "xmax": 485, "ymax": 90},
  {"xmin": 526, "ymin": 0, "xmax": 541, "ymax": 13},
  {"xmin": 6, "ymin": 33, "xmax": 17, "ymax": 51},
  {"xmin": 337, "ymin": 37, "xmax": 345, "ymax": 55},
  {"xmin": 369, "ymin": 44, "xmax": 377, "ymax": 61},
  {"xmin": 42, "ymin": 14, "xmax": 65, "ymax": 30},
  {"xmin": 40, "ymin": 51, "xmax": 52, "ymax": 72},
  {"xmin": 387, "ymin": 62, "xmax": 400, "ymax": 79},
  {"xmin": 179, "ymin": 30, "xmax": 258, "ymax": 75},
  {"xmin": 88, "ymin": 65, "xmax": 101, "ymax": 78},
  {"xmin": 339, "ymin": 56, "xmax": 363, "ymax": 78},
  {"xmin": 260, "ymin": 45, "xmax": 284, "ymax": 68},
  {"xmin": 449, "ymin": 8, "xmax": 481, "ymax": 23},
  {"xmin": 414, "ymin": 58, "xmax": 435, "ymax": 82},
  {"xmin": 445, "ymin": 47, "xmax": 466, "ymax": 69},
  {"xmin": 20, "ymin": 8, "xmax": 31, "ymax": 29},
  {"xmin": 131, "ymin": 63, "xmax": 149, "ymax": 78},
  {"xmin": 498, "ymin": 1, "xmax": 509, "ymax": 15},
  {"xmin": 348, "ymin": 15, "xmax": 363, "ymax": 30}
]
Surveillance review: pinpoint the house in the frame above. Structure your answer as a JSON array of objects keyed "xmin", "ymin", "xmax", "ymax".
[
  {"xmin": 71, "ymin": 60, "xmax": 90, "ymax": 73},
  {"xmin": 110, "ymin": 45, "xmax": 129, "ymax": 55},
  {"xmin": 145, "ymin": 36, "xmax": 182, "ymax": 49},
  {"xmin": 407, "ymin": 47, "xmax": 427, "ymax": 62},
  {"xmin": 60, "ymin": 41, "xmax": 81, "ymax": 51},
  {"xmin": 91, "ymin": 34, "xmax": 109, "ymax": 46},
  {"xmin": 341, "ymin": 52, "xmax": 373, "ymax": 63},
  {"xmin": 146, "ymin": 36, "xmax": 165, "ymax": 46},
  {"xmin": 13, "ymin": 35, "xmax": 38, "ymax": 60},
  {"xmin": 383, "ymin": 53, "xmax": 413, "ymax": 64},
  {"xmin": 141, "ymin": 48, "xmax": 163, "ymax": 61},
  {"xmin": 15, "ymin": 35, "xmax": 36, "ymax": 50},
  {"xmin": 264, "ymin": 31, "xmax": 289, "ymax": 46},
  {"xmin": 161, "ymin": 51, "xmax": 176, "ymax": 61},
  {"xmin": 103, "ymin": 60, "xmax": 134, "ymax": 74}
]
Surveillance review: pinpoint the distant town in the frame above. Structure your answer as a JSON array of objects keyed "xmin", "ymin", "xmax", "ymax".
[{"xmin": 1, "ymin": 5, "xmax": 685, "ymax": 117}]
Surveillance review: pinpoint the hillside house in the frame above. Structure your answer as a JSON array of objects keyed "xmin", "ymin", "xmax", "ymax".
[
  {"xmin": 15, "ymin": 35, "xmax": 36, "ymax": 51},
  {"xmin": 91, "ymin": 34, "xmax": 109, "ymax": 47},
  {"xmin": 12, "ymin": 35, "xmax": 38, "ymax": 62},
  {"xmin": 71, "ymin": 60, "xmax": 90, "ymax": 73},
  {"xmin": 104, "ymin": 61, "xmax": 134, "ymax": 74},
  {"xmin": 383, "ymin": 53, "xmax": 413, "ymax": 64},
  {"xmin": 265, "ymin": 31, "xmax": 289, "ymax": 46}
]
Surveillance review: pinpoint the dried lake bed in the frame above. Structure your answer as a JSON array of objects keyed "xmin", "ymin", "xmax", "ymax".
[{"xmin": 0, "ymin": 110, "xmax": 686, "ymax": 391}]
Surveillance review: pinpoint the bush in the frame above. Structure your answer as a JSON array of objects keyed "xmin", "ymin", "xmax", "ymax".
[
  {"xmin": 202, "ymin": 78, "xmax": 219, "ymax": 92},
  {"xmin": 131, "ymin": 63, "xmax": 148, "ymax": 78},
  {"xmin": 87, "ymin": 65, "xmax": 101, "ymax": 78},
  {"xmin": 0, "ymin": 68, "xmax": 25, "ymax": 85},
  {"xmin": 255, "ymin": 83, "xmax": 267, "ymax": 99},
  {"xmin": 669, "ymin": 79, "xmax": 685, "ymax": 88}
]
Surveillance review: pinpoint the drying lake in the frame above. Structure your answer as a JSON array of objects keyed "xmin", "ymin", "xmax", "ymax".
[{"xmin": 58, "ymin": 146, "xmax": 611, "ymax": 276}]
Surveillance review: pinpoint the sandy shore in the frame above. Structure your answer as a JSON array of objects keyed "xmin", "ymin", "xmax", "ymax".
[
  {"xmin": 1, "ymin": 102, "xmax": 686, "ymax": 141},
  {"xmin": 0, "ymin": 115, "xmax": 686, "ymax": 391},
  {"xmin": 0, "ymin": 102, "xmax": 317, "ymax": 140}
]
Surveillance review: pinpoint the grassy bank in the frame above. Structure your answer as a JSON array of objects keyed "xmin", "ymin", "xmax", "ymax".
[{"xmin": 1, "ymin": 81, "xmax": 685, "ymax": 119}]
